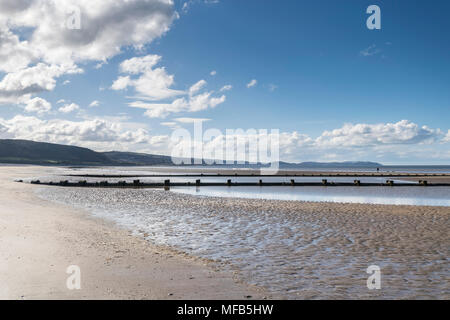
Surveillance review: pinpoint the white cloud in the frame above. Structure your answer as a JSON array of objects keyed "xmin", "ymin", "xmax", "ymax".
[
  {"xmin": 182, "ymin": 0, "xmax": 220, "ymax": 14},
  {"xmin": 247, "ymin": 79, "xmax": 257, "ymax": 88},
  {"xmin": 111, "ymin": 76, "xmax": 132, "ymax": 91},
  {"xmin": 174, "ymin": 117, "xmax": 211, "ymax": 123},
  {"xmin": 128, "ymin": 90, "xmax": 226, "ymax": 118},
  {"xmin": 189, "ymin": 80, "xmax": 207, "ymax": 95},
  {"xmin": 0, "ymin": 114, "xmax": 170, "ymax": 153},
  {"xmin": 160, "ymin": 121, "xmax": 178, "ymax": 127},
  {"xmin": 0, "ymin": 63, "xmax": 82, "ymax": 104},
  {"xmin": 0, "ymin": 0, "xmax": 176, "ymax": 65},
  {"xmin": 360, "ymin": 44, "xmax": 381, "ymax": 57},
  {"xmin": 220, "ymin": 85, "xmax": 232, "ymax": 92},
  {"xmin": 0, "ymin": 114, "xmax": 448, "ymax": 162},
  {"xmin": 443, "ymin": 130, "xmax": 450, "ymax": 143},
  {"xmin": 89, "ymin": 100, "xmax": 100, "ymax": 108},
  {"xmin": 0, "ymin": 26, "xmax": 37, "ymax": 73},
  {"xmin": 210, "ymin": 70, "xmax": 217, "ymax": 76},
  {"xmin": 315, "ymin": 120, "xmax": 440, "ymax": 147},
  {"xmin": 0, "ymin": 0, "xmax": 176, "ymax": 104},
  {"xmin": 111, "ymin": 54, "xmax": 184, "ymax": 100},
  {"xmin": 58, "ymin": 103, "xmax": 80, "ymax": 114},
  {"xmin": 23, "ymin": 97, "xmax": 52, "ymax": 115},
  {"xmin": 117, "ymin": 55, "xmax": 227, "ymax": 118}
]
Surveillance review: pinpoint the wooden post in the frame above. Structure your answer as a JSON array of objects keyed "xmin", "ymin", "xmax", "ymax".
[
  {"xmin": 354, "ymin": 180, "xmax": 361, "ymax": 186},
  {"xmin": 322, "ymin": 179, "xmax": 327, "ymax": 185},
  {"xmin": 259, "ymin": 179, "xmax": 263, "ymax": 186},
  {"xmin": 227, "ymin": 179, "xmax": 232, "ymax": 186},
  {"xmin": 164, "ymin": 179, "xmax": 170, "ymax": 191},
  {"xmin": 290, "ymin": 179, "xmax": 295, "ymax": 186},
  {"xmin": 196, "ymin": 179, "xmax": 200, "ymax": 187}
]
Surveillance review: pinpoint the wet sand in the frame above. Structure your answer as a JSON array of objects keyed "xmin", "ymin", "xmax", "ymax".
[
  {"xmin": 0, "ymin": 166, "xmax": 268, "ymax": 299},
  {"xmin": 38, "ymin": 178, "xmax": 450, "ymax": 299},
  {"xmin": 2, "ymin": 165, "xmax": 449, "ymax": 299}
]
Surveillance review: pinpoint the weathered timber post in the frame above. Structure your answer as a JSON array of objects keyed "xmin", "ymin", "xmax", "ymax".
[
  {"xmin": 196, "ymin": 179, "xmax": 201, "ymax": 187},
  {"xmin": 164, "ymin": 179, "xmax": 170, "ymax": 191},
  {"xmin": 227, "ymin": 179, "xmax": 232, "ymax": 186},
  {"xmin": 290, "ymin": 179, "xmax": 295, "ymax": 186},
  {"xmin": 322, "ymin": 179, "xmax": 328, "ymax": 185}
]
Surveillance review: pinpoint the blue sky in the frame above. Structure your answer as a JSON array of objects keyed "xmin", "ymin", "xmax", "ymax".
[{"xmin": 0, "ymin": 0, "xmax": 449, "ymax": 164}]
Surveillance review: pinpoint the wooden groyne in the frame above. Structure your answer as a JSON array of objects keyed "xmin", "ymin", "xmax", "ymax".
[
  {"xmin": 25, "ymin": 179, "xmax": 450, "ymax": 189},
  {"xmin": 65, "ymin": 173, "xmax": 450, "ymax": 178}
]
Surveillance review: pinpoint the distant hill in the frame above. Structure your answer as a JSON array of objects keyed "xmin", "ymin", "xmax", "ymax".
[
  {"xmin": 0, "ymin": 139, "xmax": 383, "ymax": 167},
  {"xmin": 0, "ymin": 139, "xmax": 113, "ymax": 165},
  {"xmin": 102, "ymin": 151, "xmax": 174, "ymax": 166}
]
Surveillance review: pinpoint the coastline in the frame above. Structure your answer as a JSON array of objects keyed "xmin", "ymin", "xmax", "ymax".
[
  {"xmin": 0, "ymin": 166, "xmax": 269, "ymax": 299},
  {"xmin": 2, "ymin": 165, "xmax": 449, "ymax": 299}
]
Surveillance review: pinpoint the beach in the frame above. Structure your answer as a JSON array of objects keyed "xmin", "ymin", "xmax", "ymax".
[
  {"xmin": 0, "ymin": 166, "xmax": 268, "ymax": 299},
  {"xmin": 1, "ymin": 165, "xmax": 449, "ymax": 299}
]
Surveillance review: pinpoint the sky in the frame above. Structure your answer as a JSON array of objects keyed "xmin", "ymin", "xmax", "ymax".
[{"xmin": 0, "ymin": 0, "xmax": 449, "ymax": 164}]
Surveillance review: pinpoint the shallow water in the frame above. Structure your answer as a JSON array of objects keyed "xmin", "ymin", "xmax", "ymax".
[
  {"xmin": 36, "ymin": 186, "xmax": 450, "ymax": 299},
  {"xmin": 171, "ymin": 186, "xmax": 450, "ymax": 207}
]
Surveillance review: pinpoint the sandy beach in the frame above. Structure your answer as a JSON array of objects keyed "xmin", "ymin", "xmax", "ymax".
[
  {"xmin": 1, "ymin": 165, "xmax": 449, "ymax": 299},
  {"xmin": 0, "ymin": 166, "xmax": 268, "ymax": 300}
]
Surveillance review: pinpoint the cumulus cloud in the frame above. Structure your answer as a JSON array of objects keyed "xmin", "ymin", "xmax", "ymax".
[
  {"xmin": 89, "ymin": 100, "xmax": 100, "ymax": 107},
  {"xmin": 210, "ymin": 70, "xmax": 217, "ymax": 76},
  {"xmin": 0, "ymin": 26, "xmax": 37, "ymax": 73},
  {"xmin": 0, "ymin": 63, "xmax": 82, "ymax": 104},
  {"xmin": 23, "ymin": 97, "xmax": 52, "ymax": 115},
  {"xmin": 0, "ymin": 114, "xmax": 170, "ymax": 152},
  {"xmin": 315, "ymin": 120, "xmax": 440, "ymax": 147},
  {"xmin": 189, "ymin": 80, "xmax": 207, "ymax": 95},
  {"xmin": 443, "ymin": 130, "xmax": 450, "ymax": 143},
  {"xmin": 128, "ymin": 90, "xmax": 226, "ymax": 118},
  {"xmin": 58, "ymin": 103, "xmax": 80, "ymax": 113},
  {"xmin": 0, "ymin": 0, "xmax": 176, "ymax": 65},
  {"xmin": 247, "ymin": 79, "xmax": 257, "ymax": 88},
  {"xmin": 220, "ymin": 85, "xmax": 232, "ymax": 92},
  {"xmin": 117, "ymin": 55, "xmax": 227, "ymax": 118},
  {"xmin": 0, "ymin": 0, "xmax": 176, "ymax": 104},
  {"xmin": 111, "ymin": 54, "xmax": 184, "ymax": 100},
  {"xmin": 0, "ymin": 114, "xmax": 448, "ymax": 162}
]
